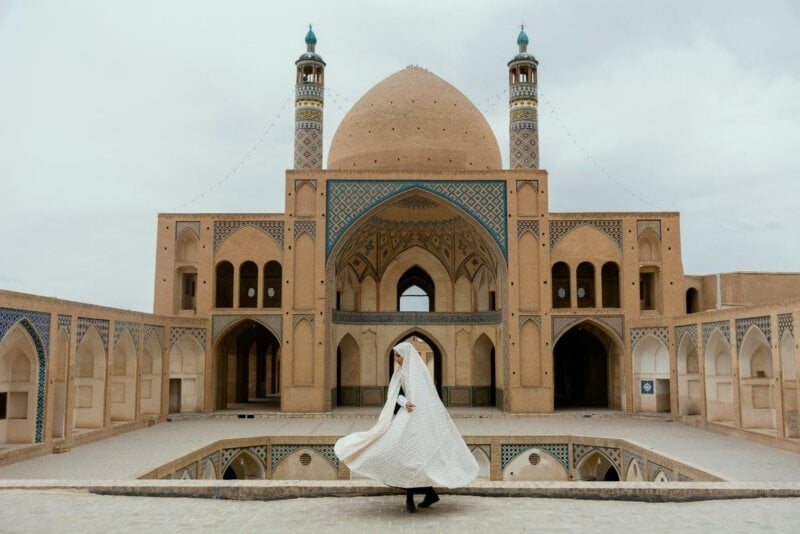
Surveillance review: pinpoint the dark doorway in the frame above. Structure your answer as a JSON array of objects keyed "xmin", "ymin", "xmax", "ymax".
[
  {"xmin": 389, "ymin": 332, "xmax": 442, "ymax": 398},
  {"xmin": 168, "ymin": 379, "xmax": 181, "ymax": 413},
  {"xmin": 215, "ymin": 320, "xmax": 281, "ymax": 410},
  {"xmin": 553, "ymin": 324, "xmax": 609, "ymax": 408}
]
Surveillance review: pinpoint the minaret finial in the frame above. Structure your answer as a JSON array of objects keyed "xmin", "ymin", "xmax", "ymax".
[
  {"xmin": 508, "ymin": 25, "xmax": 539, "ymax": 169},
  {"xmin": 295, "ymin": 25, "xmax": 325, "ymax": 169}
]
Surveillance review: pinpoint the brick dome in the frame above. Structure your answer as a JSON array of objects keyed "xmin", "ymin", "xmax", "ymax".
[{"xmin": 327, "ymin": 67, "xmax": 501, "ymax": 171}]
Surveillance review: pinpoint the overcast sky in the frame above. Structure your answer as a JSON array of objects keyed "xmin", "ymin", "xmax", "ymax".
[{"xmin": 1, "ymin": 0, "xmax": 798, "ymax": 313}]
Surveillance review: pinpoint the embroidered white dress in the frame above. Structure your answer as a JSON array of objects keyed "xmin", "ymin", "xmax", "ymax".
[{"xmin": 334, "ymin": 342, "xmax": 478, "ymax": 488}]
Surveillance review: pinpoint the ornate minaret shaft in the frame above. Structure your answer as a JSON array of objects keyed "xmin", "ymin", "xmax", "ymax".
[
  {"xmin": 508, "ymin": 26, "xmax": 539, "ymax": 169},
  {"xmin": 294, "ymin": 26, "xmax": 326, "ymax": 169}
]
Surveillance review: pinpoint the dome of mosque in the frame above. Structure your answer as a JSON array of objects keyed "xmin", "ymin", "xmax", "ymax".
[{"xmin": 327, "ymin": 67, "xmax": 502, "ymax": 171}]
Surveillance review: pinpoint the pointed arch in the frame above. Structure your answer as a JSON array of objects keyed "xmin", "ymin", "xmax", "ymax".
[
  {"xmin": 738, "ymin": 325, "xmax": 776, "ymax": 430},
  {"xmin": 336, "ymin": 333, "xmax": 360, "ymax": 406},
  {"xmin": 397, "ymin": 265, "xmax": 435, "ymax": 312},
  {"xmin": 551, "ymin": 261, "xmax": 571, "ymax": 308},
  {"xmin": 0, "ymin": 322, "xmax": 41, "ymax": 444},
  {"xmin": 221, "ymin": 449, "xmax": 266, "ymax": 480},
  {"xmin": 677, "ymin": 333, "xmax": 701, "ymax": 416},
  {"xmin": 141, "ymin": 334, "xmax": 163, "ymax": 416},
  {"xmin": 169, "ymin": 334, "xmax": 205, "ymax": 413},
  {"xmin": 73, "ymin": 326, "xmax": 106, "ymax": 429},
  {"xmin": 215, "ymin": 261, "xmax": 234, "ymax": 308},
  {"xmin": 637, "ymin": 229, "xmax": 661, "ymax": 262},
  {"xmin": 110, "ymin": 329, "xmax": 137, "ymax": 422},
  {"xmin": 574, "ymin": 450, "xmax": 620, "ymax": 481},
  {"xmin": 704, "ymin": 329, "xmax": 734, "ymax": 423},
  {"xmin": 502, "ymin": 447, "xmax": 569, "ymax": 481},
  {"xmin": 633, "ymin": 335, "xmax": 670, "ymax": 413},
  {"xmin": 176, "ymin": 227, "xmax": 199, "ymax": 263}
]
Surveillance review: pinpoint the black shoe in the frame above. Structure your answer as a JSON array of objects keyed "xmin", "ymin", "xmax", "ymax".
[
  {"xmin": 406, "ymin": 500, "xmax": 416, "ymax": 513},
  {"xmin": 418, "ymin": 493, "xmax": 440, "ymax": 508}
]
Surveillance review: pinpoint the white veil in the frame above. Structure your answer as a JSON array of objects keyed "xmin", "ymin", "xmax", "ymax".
[{"xmin": 334, "ymin": 341, "xmax": 478, "ymax": 488}]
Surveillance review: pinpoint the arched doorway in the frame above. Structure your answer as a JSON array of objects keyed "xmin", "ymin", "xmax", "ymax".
[
  {"xmin": 554, "ymin": 323, "xmax": 619, "ymax": 409},
  {"xmin": 389, "ymin": 332, "xmax": 442, "ymax": 399},
  {"xmin": 214, "ymin": 320, "xmax": 281, "ymax": 410},
  {"xmin": 336, "ymin": 334, "xmax": 360, "ymax": 406}
]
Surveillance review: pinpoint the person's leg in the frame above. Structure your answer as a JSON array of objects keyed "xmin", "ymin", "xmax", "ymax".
[
  {"xmin": 418, "ymin": 487, "xmax": 439, "ymax": 508},
  {"xmin": 405, "ymin": 488, "xmax": 416, "ymax": 512}
]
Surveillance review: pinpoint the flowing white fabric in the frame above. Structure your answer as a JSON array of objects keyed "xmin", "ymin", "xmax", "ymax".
[{"xmin": 334, "ymin": 341, "xmax": 478, "ymax": 488}]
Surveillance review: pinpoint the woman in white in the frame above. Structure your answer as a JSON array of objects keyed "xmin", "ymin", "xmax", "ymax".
[{"xmin": 334, "ymin": 341, "xmax": 478, "ymax": 512}]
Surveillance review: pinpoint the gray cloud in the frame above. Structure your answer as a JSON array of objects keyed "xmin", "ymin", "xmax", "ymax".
[{"xmin": 1, "ymin": 0, "xmax": 798, "ymax": 312}]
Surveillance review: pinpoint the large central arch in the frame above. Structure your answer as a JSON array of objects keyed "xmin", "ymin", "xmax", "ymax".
[
  {"xmin": 213, "ymin": 319, "xmax": 281, "ymax": 411},
  {"xmin": 553, "ymin": 321, "xmax": 622, "ymax": 409}
]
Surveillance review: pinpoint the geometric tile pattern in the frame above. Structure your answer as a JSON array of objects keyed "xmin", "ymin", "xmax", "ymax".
[
  {"xmin": 143, "ymin": 324, "xmax": 165, "ymax": 348},
  {"xmin": 175, "ymin": 221, "xmax": 200, "ymax": 239},
  {"xmin": 549, "ymin": 219, "xmax": 624, "ymax": 253},
  {"xmin": 77, "ymin": 317, "xmax": 110, "ymax": 351},
  {"xmin": 0, "ymin": 307, "xmax": 51, "ymax": 351},
  {"xmin": 702, "ymin": 320, "xmax": 730, "ymax": 346},
  {"xmin": 294, "ymin": 220, "xmax": 316, "ymax": 240},
  {"xmin": 515, "ymin": 179, "xmax": 539, "ymax": 191},
  {"xmin": 500, "ymin": 444, "xmax": 569, "ymax": 470},
  {"xmin": 114, "ymin": 320, "xmax": 140, "ymax": 351},
  {"xmin": 779, "ymin": 313, "xmax": 794, "ymax": 339},
  {"xmin": 169, "ymin": 327, "xmax": 207, "ymax": 350},
  {"xmin": 200, "ymin": 452, "xmax": 220, "ymax": 479},
  {"xmin": 213, "ymin": 220, "xmax": 285, "ymax": 252},
  {"xmin": 675, "ymin": 324, "xmax": 698, "ymax": 347},
  {"xmin": 510, "ymin": 126, "xmax": 539, "ymax": 169},
  {"xmin": 57, "ymin": 314, "xmax": 72, "ymax": 339},
  {"xmin": 294, "ymin": 124, "xmax": 323, "ymax": 169},
  {"xmin": 8, "ymin": 316, "xmax": 49, "ymax": 443},
  {"xmin": 573, "ymin": 444, "xmax": 621, "ymax": 471},
  {"xmin": 637, "ymin": 219, "xmax": 661, "ymax": 239},
  {"xmin": 270, "ymin": 444, "xmax": 338, "ymax": 470},
  {"xmin": 175, "ymin": 463, "xmax": 197, "ymax": 480},
  {"xmin": 516, "ymin": 219, "xmax": 540, "ymax": 240},
  {"xmin": 630, "ymin": 327, "xmax": 669, "ymax": 350},
  {"xmin": 331, "ymin": 310, "xmax": 502, "ymax": 326},
  {"xmin": 211, "ymin": 314, "xmax": 282, "ymax": 343},
  {"xmin": 647, "ymin": 460, "xmax": 673, "ymax": 482},
  {"xmin": 735, "ymin": 316, "xmax": 771, "ymax": 346},
  {"xmin": 326, "ymin": 180, "xmax": 508, "ymax": 259},
  {"xmin": 251, "ymin": 445, "xmax": 268, "ymax": 465},
  {"xmin": 551, "ymin": 315, "xmax": 625, "ymax": 345}
]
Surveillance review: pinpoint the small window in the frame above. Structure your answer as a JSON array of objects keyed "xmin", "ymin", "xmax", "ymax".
[
  {"xmin": 489, "ymin": 291, "xmax": 496, "ymax": 311},
  {"xmin": 640, "ymin": 271, "xmax": 656, "ymax": 310},
  {"xmin": 0, "ymin": 392, "xmax": 7, "ymax": 420}
]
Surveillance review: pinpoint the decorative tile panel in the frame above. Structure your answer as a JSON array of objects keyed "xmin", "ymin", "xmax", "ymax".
[
  {"xmin": 332, "ymin": 310, "xmax": 502, "ymax": 326},
  {"xmin": 518, "ymin": 315, "xmax": 541, "ymax": 329},
  {"xmin": 1, "ymin": 307, "xmax": 51, "ymax": 350},
  {"xmin": 630, "ymin": 327, "xmax": 669, "ymax": 350},
  {"xmin": 114, "ymin": 320, "xmax": 140, "ymax": 350},
  {"xmin": 623, "ymin": 451, "xmax": 643, "ymax": 475},
  {"xmin": 500, "ymin": 444, "xmax": 569, "ymax": 470},
  {"xmin": 516, "ymin": 220, "xmax": 540, "ymax": 240},
  {"xmin": 143, "ymin": 324, "xmax": 165, "ymax": 347},
  {"xmin": 213, "ymin": 220, "xmax": 284, "ymax": 252},
  {"xmin": 270, "ymin": 444, "xmax": 339, "ymax": 470},
  {"xmin": 648, "ymin": 461, "xmax": 673, "ymax": 481},
  {"xmin": 636, "ymin": 219, "xmax": 661, "ymax": 239},
  {"xmin": 77, "ymin": 317, "xmax": 110, "ymax": 351},
  {"xmin": 675, "ymin": 324, "xmax": 698, "ymax": 347},
  {"xmin": 573, "ymin": 444, "xmax": 621, "ymax": 471},
  {"xmin": 175, "ymin": 463, "xmax": 197, "ymax": 480},
  {"xmin": 57, "ymin": 314, "xmax": 72, "ymax": 338},
  {"xmin": 702, "ymin": 320, "xmax": 730, "ymax": 346},
  {"xmin": 515, "ymin": 179, "xmax": 538, "ymax": 191},
  {"xmin": 169, "ymin": 327, "xmax": 207, "ymax": 350},
  {"xmin": 778, "ymin": 313, "xmax": 794, "ymax": 339},
  {"xmin": 735, "ymin": 316, "xmax": 772, "ymax": 346},
  {"xmin": 212, "ymin": 314, "xmax": 282, "ymax": 343},
  {"xmin": 552, "ymin": 315, "xmax": 624, "ymax": 344},
  {"xmin": 175, "ymin": 221, "xmax": 200, "ymax": 239},
  {"xmin": 200, "ymin": 452, "xmax": 220, "ymax": 479},
  {"xmin": 326, "ymin": 180, "xmax": 507, "ymax": 259},
  {"xmin": 294, "ymin": 220, "xmax": 316, "ymax": 240},
  {"xmin": 549, "ymin": 220, "xmax": 623, "ymax": 253},
  {"xmin": 251, "ymin": 446, "xmax": 268, "ymax": 464}
]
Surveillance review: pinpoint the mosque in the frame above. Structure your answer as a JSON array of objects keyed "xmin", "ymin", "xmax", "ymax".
[{"xmin": 1, "ymin": 28, "xmax": 799, "ymax": 459}]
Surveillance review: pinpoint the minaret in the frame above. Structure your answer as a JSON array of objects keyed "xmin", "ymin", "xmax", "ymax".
[
  {"xmin": 294, "ymin": 25, "xmax": 326, "ymax": 169},
  {"xmin": 508, "ymin": 26, "xmax": 539, "ymax": 169}
]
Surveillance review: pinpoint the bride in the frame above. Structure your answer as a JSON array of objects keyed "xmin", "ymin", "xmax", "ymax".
[{"xmin": 334, "ymin": 341, "xmax": 478, "ymax": 512}]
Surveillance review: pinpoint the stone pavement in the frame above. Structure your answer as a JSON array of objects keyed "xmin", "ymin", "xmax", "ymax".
[
  {"xmin": 1, "ymin": 492, "xmax": 798, "ymax": 533},
  {"xmin": 1, "ymin": 413, "xmax": 800, "ymax": 481}
]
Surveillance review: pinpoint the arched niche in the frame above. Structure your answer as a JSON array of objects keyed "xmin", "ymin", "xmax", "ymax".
[
  {"xmin": 176, "ymin": 229, "xmax": 198, "ymax": 263},
  {"xmin": 576, "ymin": 262, "xmax": 595, "ymax": 308},
  {"xmin": 263, "ymin": 261, "xmax": 282, "ymax": 308},
  {"xmin": 110, "ymin": 329, "xmax": 137, "ymax": 422},
  {"xmin": 73, "ymin": 326, "xmax": 106, "ymax": 429},
  {"xmin": 169, "ymin": 335, "xmax": 205, "ymax": 413},
  {"xmin": 472, "ymin": 266, "xmax": 495, "ymax": 312},
  {"xmin": 551, "ymin": 261, "xmax": 570, "ymax": 309},
  {"xmin": 239, "ymin": 260, "xmax": 259, "ymax": 308},
  {"xmin": 272, "ymin": 448, "xmax": 337, "ymax": 480},
  {"xmin": 704, "ymin": 330, "xmax": 734, "ymax": 423},
  {"xmin": 601, "ymin": 262, "xmax": 620, "ymax": 308},
  {"xmin": 632, "ymin": 335, "xmax": 670, "ymax": 413},
  {"xmin": 222, "ymin": 450, "xmax": 266, "ymax": 480},
  {"xmin": 471, "ymin": 446, "xmax": 491, "ymax": 479},
  {"xmin": 637, "ymin": 230, "xmax": 661, "ymax": 262},
  {"xmin": 677, "ymin": 334, "xmax": 701, "ymax": 416},
  {"xmin": 502, "ymin": 448, "xmax": 568, "ymax": 481},
  {"xmin": 214, "ymin": 261, "xmax": 234, "ymax": 308},
  {"xmin": 0, "ymin": 324, "xmax": 39, "ymax": 444},
  {"xmin": 295, "ymin": 182, "xmax": 316, "ymax": 217},
  {"xmin": 293, "ymin": 234, "xmax": 316, "ymax": 310},
  {"xmin": 141, "ymin": 335, "xmax": 163, "ymax": 416},
  {"xmin": 471, "ymin": 334, "xmax": 495, "ymax": 406},
  {"xmin": 518, "ymin": 232, "xmax": 539, "ymax": 310},
  {"xmin": 738, "ymin": 326, "xmax": 776, "ymax": 430},
  {"xmin": 625, "ymin": 459, "xmax": 644, "ymax": 482},
  {"xmin": 336, "ymin": 334, "xmax": 360, "ymax": 406},
  {"xmin": 337, "ymin": 266, "xmax": 359, "ymax": 311},
  {"xmin": 574, "ymin": 451, "xmax": 619, "ymax": 481},
  {"xmin": 516, "ymin": 181, "xmax": 538, "ymax": 216},
  {"xmin": 519, "ymin": 319, "xmax": 541, "ymax": 387}
]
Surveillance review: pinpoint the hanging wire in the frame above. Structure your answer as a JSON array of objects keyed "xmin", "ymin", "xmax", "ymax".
[{"xmin": 172, "ymin": 92, "xmax": 294, "ymax": 211}]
